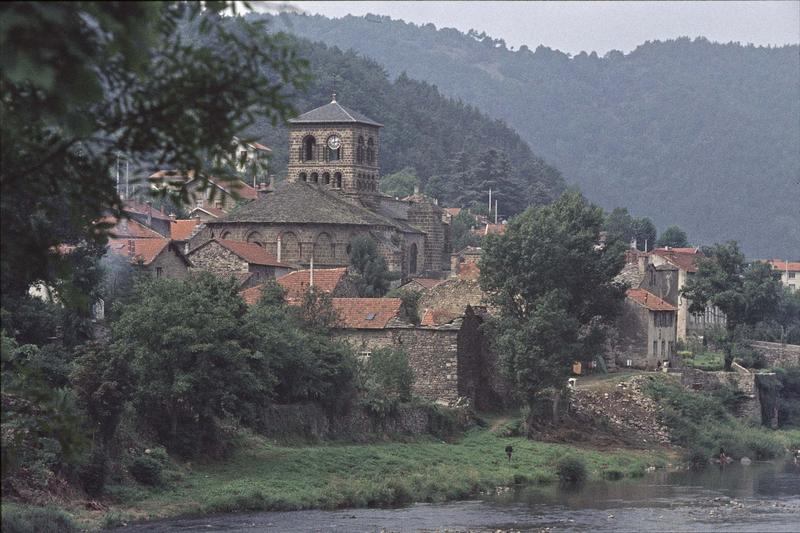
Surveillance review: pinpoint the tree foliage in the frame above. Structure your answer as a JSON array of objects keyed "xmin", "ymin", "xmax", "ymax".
[
  {"xmin": 380, "ymin": 167, "xmax": 420, "ymax": 198},
  {"xmin": 480, "ymin": 190, "xmax": 626, "ymax": 404},
  {"xmin": 682, "ymin": 242, "xmax": 783, "ymax": 370},
  {"xmin": 0, "ymin": 2, "xmax": 308, "ymax": 298},
  {"xmin": 348, "ymin": 235, "xmax": 399, "ymax": 297},
  {"xmin": 266, "ymin": 13, "xmax": 800, "ymax": 257},
  {"xmin": 450, "ymin": 210, "xmax": 482, "ymax": 252},
  {"xmin": 656, "ymin": 225, "xmax": 689, "ymax": 248},
  {"xmin": 604, "ymin": 207, "xmax": 657, "ymax": 251}
]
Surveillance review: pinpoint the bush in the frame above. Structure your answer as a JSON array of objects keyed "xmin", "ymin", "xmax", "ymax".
[
  {"xmin": 78, "ymin": 448, "xmax": 108, "ymax": 497},
  {"xmin": 359, "ymin": 347, "xmax": 415, "ymax": 416},
  {"xmin": 128, "ymin": 455, "xmax": 162, "ymax": 486},
  {"xmin": 1, "ymin": 505, "xmax": 77, "ymax": 533},
  {"xmin": 556, "ymin": 455, "xmax": 587, "ymax": 484}
]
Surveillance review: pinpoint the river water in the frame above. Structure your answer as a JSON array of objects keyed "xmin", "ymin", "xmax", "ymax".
[{"xmin": 121, "ymin": 460, "xmax": 800, "ymax": 532}]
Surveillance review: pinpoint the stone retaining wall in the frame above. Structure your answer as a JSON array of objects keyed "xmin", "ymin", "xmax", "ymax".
[
  {"xmin": 680, "ymin": 369, "xmax": 762, "ymax": 423},
  {"xmin": 750, "ymin": 341, "xmax": 800, "ymax": 368}
]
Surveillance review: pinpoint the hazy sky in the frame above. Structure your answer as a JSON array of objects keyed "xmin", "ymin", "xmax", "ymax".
[{"xmin": 267, "ymin": 1, "xmax": 800, "ymax": 55}]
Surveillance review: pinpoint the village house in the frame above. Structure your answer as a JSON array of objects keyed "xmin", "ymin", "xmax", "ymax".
[
  {"xmin": 107, "ymin": 238, "xmax": 191, "ymax": 280},
  {"xmin": 398, "ymin": 277, "xmax": 446, "ymax": 293},
  {"xmin": 614, "ymin": 288, "xmax": 678, "ymax": 370},
  {"xmin": 766, "ymin": 259, "xmax": 800, "ymax": 292},
  {"xmin": 450, "ymin": 246, "xmax": 482, "ymax": 279},
  {"xmin": 187, "ymin": 238, "xmax": 291, "ymax": 289},
  {"xmin": 190, "ymin": 96, "xmax": 451, "ymax": 280},
  {"xmin": 639, "ymin": 246, "xmax": 726, "ymax": 341}
]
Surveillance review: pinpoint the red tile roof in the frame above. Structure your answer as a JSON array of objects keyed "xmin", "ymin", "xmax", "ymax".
[
  {"xmin": 650, "ymin": 247, "xmax": 702, "ymax": 273},
  {"xmin": 444, "ymin": 207, "xmax": 462, "ymax": 216},
  {"xmin": 123, "ymin": 199, "xmax": 172, "ymax": 220},
  {"xmin": 214, "ymin": 239, "xmax": 287, "ymax": 267},
  {"xmin": 278, "ymin": 267, "xmax": 348, "ymax": 303},
  {"xmin": 103, "ymin": 216, "xmax": 165, "ymax": 239},
  {"xmin": 626, "ymin": 288, "xmax": 677, "ymax": 312},
  {"xmin": 108, "ymin": 238, "xmax": 169, "ymax": 266},
  {"xmin": 170, "ymin": 219, "xmax": 200, "ymax": 241},
  {"xmin": 331, "ymin": 298, "xmax": 403, "ymax": 329},
  {"xmin": 239, "ymin": 284, "xmax": 264, "ymax": 306},
  {"xmin": 768, "ymin": 259, "xmax": 800, "ymax": 272},
  {"xmin": 420, "ymin": 308, "xmax": 459, "ymax": 326}
]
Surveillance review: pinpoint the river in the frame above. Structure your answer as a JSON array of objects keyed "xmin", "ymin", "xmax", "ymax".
[{"xmin": 120, "ymin": 460, "xmax": 800, "ymax": 532}]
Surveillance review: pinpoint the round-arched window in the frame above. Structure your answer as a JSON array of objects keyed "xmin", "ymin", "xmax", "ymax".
[
  {"xmin": 302, "ymin": 135, "xmax": 316, "ymax": 161},
  {"xmin": 246, "ymin": 231, "xmax": 264, "ymax": 247},
  {"xmin": 322, "ymin": 172, "xmax": 331, "ymax": 185},
  {"xmin": 310, "ymin": 172, "xmax": 319, "ymax": 184},
  {"xmin": 299, "ymin": 172, "xmax": 307, "ymax": 182},
  {"xmin": 334, "ymin": 172, "xmax": 342, "ymax": 188}
]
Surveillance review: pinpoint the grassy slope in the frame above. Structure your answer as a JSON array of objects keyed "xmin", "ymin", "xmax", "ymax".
[{"xmin": 87, "ymin": 427, "xmax": 666, "ymax": 528}]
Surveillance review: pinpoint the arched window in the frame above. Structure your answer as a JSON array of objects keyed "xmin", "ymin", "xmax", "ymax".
[
  {"xmin": 310, "ymin": 172, "xmax": 319, "ymax": 184},
  {"xmin": 302, "ymin": 136, "xmax": 316, "ymax": 161},
  {"xmin": 322, "ymin": 172, "xmax": 331, "ymax": 185},
  {"xmin": 280, "ymin": 232, "xmax": 300, "ymax": 262},
  {"xmin": 356, "ymin": 136, "xmax": 365, "ymax": 164},
  {"xmin": 366, "ymin": 138, "xmax": 375, "ymax": 164},
  {"xmin": 246, "ymin": 231, "xmax": 264, "ymax": 247},
  {"xmin": 313, "ymin": 232, "xmax": 334, "ymax": 263},
  {"xmin": 220, "ymin": 231, "xmax": 231, "ymax": 240},
  {"xmin": 327, "ymin": 137, "xmax": 341, "ymax": 162},
  {"xmin": 334, "ymin": 172, "xmax": 342, "ymax": 188},
  {"xmin": 299, "ymin": 172, "xmax": 307, "ymax": 182},
  {"xmin": 409, "ymin": 243, "xmax": 418, "ymax": 274}
]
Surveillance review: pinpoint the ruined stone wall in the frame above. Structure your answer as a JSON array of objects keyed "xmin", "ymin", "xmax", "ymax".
[
  {"xmin": 418, "ymin": 279, "xmax": 490, "ymax": 317},
  {"xmin": 750, "ymin": 341, "xmax": 800, "ymax": 368},
  {"xmin": 680, "ymin": 369, "xmax": 762, "ymax": 423},
  {"xmin": 333, "ymin": 326, "xmax": 460, "ymax": 404},
  {"xmin": 188, "ymin": 242, "xmax": 249, "ymax": 275}
]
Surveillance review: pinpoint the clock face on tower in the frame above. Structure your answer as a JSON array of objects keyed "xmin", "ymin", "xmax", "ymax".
[{"xmin": 327, "ymin": 135, "xmax": 342, "ymax": 150}]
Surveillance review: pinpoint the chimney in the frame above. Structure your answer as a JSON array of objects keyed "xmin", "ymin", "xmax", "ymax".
[
  {"xmin": 169, "ymin": 213, "xmax": 176, "ymax": 220},
  {"xmin": 146, "ymin": 201, "xmax": 152, "ymax": 227},
  {"xmin": 276, "ymin": 236, "xmax": 282, "ymax": 263},
  {"xmin": 127, "ymin": 239, "xmax": 135, "ymax": 257},
  {"xmin": 309, "ymin": 255, "xmax": 314, "ymax": 287}
]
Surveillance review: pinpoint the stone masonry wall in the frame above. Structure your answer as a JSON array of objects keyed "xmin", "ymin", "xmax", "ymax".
[
  {"xmin": 750, "ymin": 341, "xmax": 800, "ymax": 368},
  {"xmin": 187, "ymin": 241, "xmax": 248, "ymax": 275},
  {"xmin": 681, "ymin": 369, "xmax": 762, "ymax": 423},
  {"xmin": 145, "ymin": 245, "xmax": 189, "ymax": 280},
  {"xmin": 333, "ymin": 326, "xmax": 460, "ymax": 404}
]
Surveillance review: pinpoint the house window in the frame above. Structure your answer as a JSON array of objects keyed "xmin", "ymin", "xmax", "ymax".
[
  {"xmin": 156, "ymin": 267, "xmax": 163, "ymax": 278},
  {"xmin": 652, "ymin": 340, "xmax": 657, "ymax": 355},
  {"xmin": 789, "ymin": 272, "xmax": 796, "ymax": 279},
  {"xmin": 661, "ymin": 340, "xmax": 665, "ymax": 356}
]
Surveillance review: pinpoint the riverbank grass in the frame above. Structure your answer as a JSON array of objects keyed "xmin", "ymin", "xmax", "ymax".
[{"xmin": 93, "ymin": 426, "xmax": 666, "ymax": 526}]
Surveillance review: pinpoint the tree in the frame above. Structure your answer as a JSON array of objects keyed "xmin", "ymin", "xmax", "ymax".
[
  {"xmin": 380, "ymin": 167, "xmax": 420, "ymax": 198},
  {"xmin": 348, "ymin": 235, "xmax": 399, "ymax": 297},
  {"xmin": 604, "ymin": 207, "xmax": 657, "ymax": 251},
  {"xmin": 656, "ymin": 225, "xmax": 689, "ymax": 248},
  {"xmin": 450, "ymin": 210, "xmax": 482, "ymax": 252},
  {"xmin": 1, "ymin": 2, "xmax": 308, "ymax": 298},
  {"xmin": 111, "ymin": 274, "xmax": 266, "ymax": 457},
  {"xmin": 243, "ymin": 281, "xmax": 356, "ymax": 406},
  {"xmin": 480, "ymin": 190, "xmax": 626, "ymax": 410},
  {"xmin": 682, "ymin": 242, "xmax": 783, "ymax": 370}
]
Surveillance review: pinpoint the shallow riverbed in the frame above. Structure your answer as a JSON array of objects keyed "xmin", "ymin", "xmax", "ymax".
[{"xmin": 119, "ymin": 460, "xmax": 800, "ymax": 532}]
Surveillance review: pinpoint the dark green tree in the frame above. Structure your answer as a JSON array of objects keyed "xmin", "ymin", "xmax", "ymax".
[
  {"xmin": 0, "ymin": 2, "xmax": 308, "ymax": 298},
  {"xmin": 380, "ymin": 167, "xmax": 420, "ymax": 198},
  {"xmin": 112, "ymin": 274, "xmax": 265, "ymax": 456},
  {"xmin": 348, "ymin": 235, "xmax": 400, "ymax": 297},
  {"xmin": 604, "ymin": 207, "xmax": 657, "ymax": 251},
  {"xmin": 450, "ymin": 209, "xmax": 482, "ymax": 252},
  {"xmin": 682, "ymin": 242, "xmax": 783, "ymax": 370},
  {"xmin": 480, "ymin": 190, "xmax": 626, "ymax": 410},
  {"xmin": 656, "ymin": 225, "xmax": 689, "ymax": 248}
]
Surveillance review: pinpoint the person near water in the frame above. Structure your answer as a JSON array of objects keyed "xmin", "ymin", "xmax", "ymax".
[{"xmin": 505, "ymin": 445, "xmax": 513, "ymax": 462}]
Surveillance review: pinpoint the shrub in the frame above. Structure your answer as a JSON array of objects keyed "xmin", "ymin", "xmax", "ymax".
[
  {"xmin": 602, "ymin": 469, "xmax": 624, "ymax": 480},
  {"xmin": 556, "ymin": 455, "xmax": 587, "ymax": 484},
  {"xmin": 128, "ymin": 455, "xmax": 162, "ymax": 486},
  {"xmin": 79, "ymin": 448, "xmax": 108, "ymax": 497},
  {"xmin": 1, "ymin": 505, "xmax": 77, "ymax": 533}
]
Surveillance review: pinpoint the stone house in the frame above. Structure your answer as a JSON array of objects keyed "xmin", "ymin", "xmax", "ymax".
[
  {"xmin": 645, "ymin": 246, "xmax": 726, "ymax": 341},
  {"xmin": 187, "ymin": 238, "xmax": 291, "ymax": 289},
  {"xmin": 613, "ymin": 288, "xmax": 678, "ymax": 370},
  {"xmin": 766, "ymin": 259, "xmax": 800, "ymax": 292},
  {"xmin": 194, "ymin": 97, "xmax": 451, "ymax": 280},
  {"xmin": 107, "ymin": 238, "xmax": 191, "ymax": 279},
  {"xmin": 450, "ymin": 246, "xmax": 482, "ymax": 277},
  {"xmin": 398, "ymin": 277, "xmax": 445, "ymax": 293},
  {"xmin": 330, "ymin": 298, "xmax": 502, "ymax": 408}
]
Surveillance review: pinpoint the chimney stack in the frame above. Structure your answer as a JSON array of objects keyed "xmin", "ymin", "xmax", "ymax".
[{"xmin": 127, "ymin": 239, "xmax": 135, "ymax": 256}]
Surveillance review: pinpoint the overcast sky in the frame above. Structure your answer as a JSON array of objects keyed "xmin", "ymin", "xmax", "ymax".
[{"xmin": 263, "ymin": 1, "xmax": 800, "ymax": 55}]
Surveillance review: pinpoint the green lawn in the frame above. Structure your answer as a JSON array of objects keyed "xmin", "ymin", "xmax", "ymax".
[
  {"xmin": 684, "ymin": 351, "xmax": 725, "ymax": 371},
  {"xmin": 95, "ymin": 426, "xmax": 667, "ymax": 527}
]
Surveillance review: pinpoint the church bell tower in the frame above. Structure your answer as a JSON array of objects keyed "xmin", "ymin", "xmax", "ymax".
[{"xmin": 287, "ymin": 95, "xmax": 382, "ymax": 206}]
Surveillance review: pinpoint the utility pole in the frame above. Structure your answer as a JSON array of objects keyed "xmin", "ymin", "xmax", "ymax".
[
  {"xmin": 494, "ymin": 199, "xmax": 498, "ymax": 224},
  {"xmin": 488, "ymin": 188, "xmax": 492, "ymax": 212}
]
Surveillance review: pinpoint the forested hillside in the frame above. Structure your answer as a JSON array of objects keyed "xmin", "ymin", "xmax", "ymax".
[
  {"xmin": 259, "ymin": 12, "xmax": 800, "ymax": 257},
  {"xmin": 244, "ymin": 37, "xmax": 565, "ymax": 214}
]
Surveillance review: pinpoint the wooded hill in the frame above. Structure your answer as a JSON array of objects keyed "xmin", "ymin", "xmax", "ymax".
[
  {"xmin": 244, "ymin": 35, "xmax": 566, "ymax": 215},
  {"xmin": 259, "ymin": 12, "xmax": 800, "ymax": 257}
]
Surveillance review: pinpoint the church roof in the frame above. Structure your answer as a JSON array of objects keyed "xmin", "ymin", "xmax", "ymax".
[
  {"xmin": 289, "ymin": 97, "xmax": 382, "ymax": 127},
  {"xmin": 215, "ymin": 181, "xmax": 422, "ymax": 234}
]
